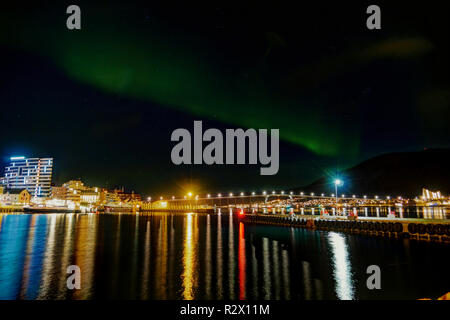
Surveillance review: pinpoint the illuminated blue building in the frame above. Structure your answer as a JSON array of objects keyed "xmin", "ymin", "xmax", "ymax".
[{"xmin": 2, "ymin": 156, "xmax": 53, "ymax": 198}]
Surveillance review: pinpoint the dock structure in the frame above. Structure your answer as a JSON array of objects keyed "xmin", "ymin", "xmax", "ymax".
[
  {"xmin": 238, "ymin": 213, "xmax": 450, "ymax": 242},
  {"xmin": 0, "ymin": 206, "xmax": 24, "ymax": 213},
  {"xmin": 138, "ymin": 192, "xmax": 449, "ymax": 242}
]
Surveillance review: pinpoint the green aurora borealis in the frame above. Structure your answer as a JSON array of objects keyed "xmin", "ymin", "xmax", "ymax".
[{"xmin": 1, "ymin": 2, "xmax": 448, "ymax": 193}]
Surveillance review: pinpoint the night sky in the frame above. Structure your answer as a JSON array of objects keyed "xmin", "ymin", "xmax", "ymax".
[{"xmin": 0, "ymin": 1, "xmax": 449, "ymax": 197}]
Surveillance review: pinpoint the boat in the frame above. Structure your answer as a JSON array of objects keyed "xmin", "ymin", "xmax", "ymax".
[
  {"xmin": 104, "ymin": 203, "xmax": 134, "ymax": 213},
  {"xmin": 23, "ymin": 206, "xmax": 81, "ymax": 214}
]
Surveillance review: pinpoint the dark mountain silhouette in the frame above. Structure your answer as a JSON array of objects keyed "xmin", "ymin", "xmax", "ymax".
[{"xmin": 298, "ymin": 149, "xmax": 450, "ymax": 198}]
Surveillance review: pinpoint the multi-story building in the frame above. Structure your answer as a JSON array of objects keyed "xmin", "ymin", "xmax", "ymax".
[
  {"xmin": 105, "ymin": 190, "xmax": 121, "ymax": 203},
  {"xmin": 422, "ymin": 188, "xmax": 443, "ymax": 200},
  {"xmin": 51, "ymin": 186, "xmax": 68, "ymax": 200},
  {"xmin": 113, "ymin": 188, "xmax": 142, "ymax": 202},
  {"xmin": 62, "ymin": 180, "xmax": 86, "ymax": 203},
  {"xmin": 2, "ymin": 156, "xmax": 53, "ymax": 198},
  {"xmin": 80, "ymin": 190, "xmax": 100, "ymax": 204}
]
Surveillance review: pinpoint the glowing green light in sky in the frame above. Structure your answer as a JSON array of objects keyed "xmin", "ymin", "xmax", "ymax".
[{"xmin": 1, "ymin": 18, "xmax": 360, "ymax": 156}]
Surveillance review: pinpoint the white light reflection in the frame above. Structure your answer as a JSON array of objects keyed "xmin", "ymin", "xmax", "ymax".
[{"xmin": 327, "ymin": 232, "xmax": 355, "ymax": 300}]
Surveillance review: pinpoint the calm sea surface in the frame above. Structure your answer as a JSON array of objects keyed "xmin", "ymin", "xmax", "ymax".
[{"xmin": 0, "ymin": 212, "xmax": 448, "ymax": 300}]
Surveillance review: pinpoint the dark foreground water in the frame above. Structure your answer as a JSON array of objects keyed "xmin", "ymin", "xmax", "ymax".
[{"xmin": 0, "ymin": 212, "xmax": 448, "ymax": 300}]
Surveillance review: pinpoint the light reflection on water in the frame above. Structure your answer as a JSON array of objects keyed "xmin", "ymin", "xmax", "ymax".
[
  {"xmin": 327, "ymin": 232, "xmax": 354, "ymax": 300},
  {"xmin": 0, "ymin": 212, "xmax": 448, "ymax": 300},
  {"xmin": 181, "ymin": 213, "xmax": 197, "ymax": 300}
]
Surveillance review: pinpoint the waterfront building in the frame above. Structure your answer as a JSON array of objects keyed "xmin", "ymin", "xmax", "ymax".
[
  {"xmin": 105, "ymin": 191, "xmax": 121, "ymax": 203},
  {"xmin": 0, "ymin": 189, "xmax": 31, "ymax": 205},
  {"xmin": 62, "ymin": 180, "xmax": 86, "ymax": 203},
  {"xmin": 2, "ymin": 156, "xmax": 53, "ymax": 197},
  {"xmin": 113, "ymin": 188, "xmax": 142, "ymax": 202},
  {"xmin": 80, "ymin": 190, "xmax": 100, "ymax": 204},
  {"xmin": 422, "ymin": 188, "xmax": 443, "ymax": 200},
  {"xmin": 51, "ymin": 186, "xmax": 68, "ymax": 200}
]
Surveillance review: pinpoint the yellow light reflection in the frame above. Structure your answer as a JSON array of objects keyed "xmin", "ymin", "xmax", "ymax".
[
  {"xmin": 73, "ymin": 214, "xmax": 98, "ymax": 299},
  {"xmin": 182, "ymin": 213, "xmax": 198, "ymax": 299}
]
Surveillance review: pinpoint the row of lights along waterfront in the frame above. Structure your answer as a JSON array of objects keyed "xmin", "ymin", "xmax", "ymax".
[{"xmin": 146, "ymin": 185, "xmax": 403, "ymax": 202}]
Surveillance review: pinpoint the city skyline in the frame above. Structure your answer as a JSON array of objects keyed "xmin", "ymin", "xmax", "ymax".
[
  {"xmin": 0, "ymin": 1, "xmax": 448, "ymax": 305},
  {"xmin": 1, "ymin": 2, "xmax": 449, "ymax": 196},
  {"xmin": 1, "ymin": 153, "xmax": 446, "ymax": 204}
]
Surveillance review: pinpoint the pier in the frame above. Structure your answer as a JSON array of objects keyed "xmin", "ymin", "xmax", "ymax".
[{"xmin": 138, "ymin": 192, "xmax": 450, "ymax": 242}]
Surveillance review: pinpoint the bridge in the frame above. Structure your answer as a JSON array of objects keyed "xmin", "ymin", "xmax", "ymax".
[{"xmin": 139, "ymin": 192, "xmax": 414, "ymax": 217}]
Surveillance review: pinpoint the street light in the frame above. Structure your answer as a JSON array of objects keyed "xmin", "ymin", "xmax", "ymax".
[
  {"xmin": 334, "ymin": 179, "xmax": 343, "ymax": 207},
  {"xmin": 240, "ymin": 192, "xmax": 244, "ymax": 196}
]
